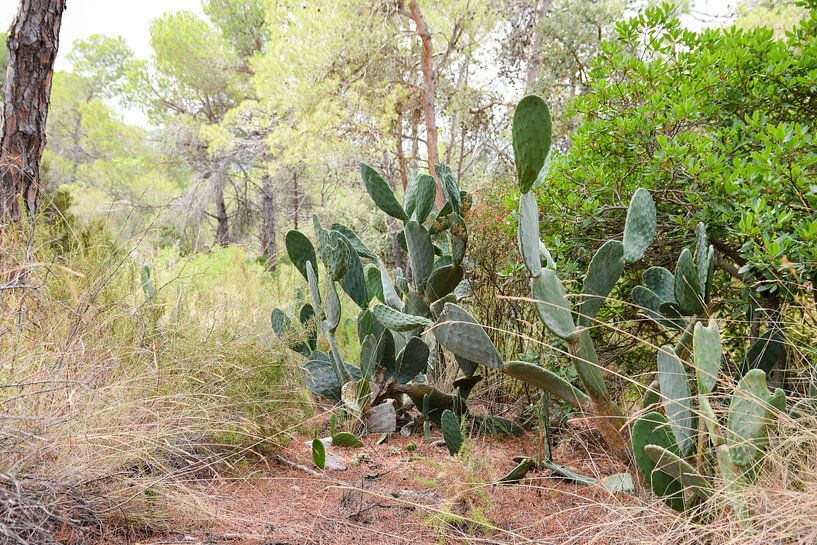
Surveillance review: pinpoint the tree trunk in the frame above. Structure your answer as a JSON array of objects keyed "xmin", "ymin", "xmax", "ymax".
[
  {"xmin": 214, "ymin": 174, "xmax": 230, "ymax": 246},
  {"xmin": 407, "ymin": 0, "xmax": 444, "ymax": 208},
  {"xmin": 260, "ymin": 172, "xmax": 277, "ymax": 271},
  {"xmin": 525, "ymin": 0, "xmax": 550, "ymax": 91},
  {"xmin": 395, "ymin": 107, "xmax": 408, "ymax": 191},
  {"xmin": 0, "ymin": 0, "xmax": 66, "ymax": 225}
]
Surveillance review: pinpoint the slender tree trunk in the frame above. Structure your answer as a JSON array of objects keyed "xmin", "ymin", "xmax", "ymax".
[
  {"xmin": 260, "ymin": 172, "xmax": 277, "ymax": 271},
  {"xmin": 410, "ymin": 108, "xmax": 420, "ymax": 170},
  {"xmin": 291, "ymin": 169, "xmax": 300, "ymax": 230},
  {"xmin": 525, "ymin": 0, "xmax": 550, "ymax": 91},
  {"xmin": 0, "ymin": 0, "xmax": 66, "ymax": 225},
  {"xmin": 214, "ymin": 174, "xmax": 230, "ymax": 246},
  {"xmin": 395, "ymin": 107, "xmax": 408, "ymax": 191},
  {"xmin": 407, "ymin": 0, "xmax": 444, "ymax": 208}
]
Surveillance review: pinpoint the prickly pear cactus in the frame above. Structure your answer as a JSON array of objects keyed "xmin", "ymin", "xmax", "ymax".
[{"xmin": 441, "ymin": 409, "xmax": 464, "ymax": 456}]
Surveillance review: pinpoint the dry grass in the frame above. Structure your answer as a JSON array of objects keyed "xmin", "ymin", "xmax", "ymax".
[{"xmin": 0, "ymin": 225, "xmax": 312, "ymax": 543}]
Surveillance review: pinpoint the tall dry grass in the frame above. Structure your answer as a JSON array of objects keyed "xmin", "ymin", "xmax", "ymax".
[{"xmin": 0, "ymin": 223, "xmax": 311, "ymax": 543}]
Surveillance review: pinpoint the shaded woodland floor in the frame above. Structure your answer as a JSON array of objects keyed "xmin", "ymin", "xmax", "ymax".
[{"xmin": 100, "ymin": 422, "xmax": 652, "ymax": 545}]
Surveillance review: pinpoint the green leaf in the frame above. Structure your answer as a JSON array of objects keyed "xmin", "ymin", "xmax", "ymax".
[
  {"xmin": 441, "ymin": 409, "xmax": 464, "ymax": 456},
  {"xmin": 512, "ymin": 95, "xmax": 552, "ymax": 193},
  {"xmin": 360, "ymin": 162, "xmax": 408, "ymax": 221}
]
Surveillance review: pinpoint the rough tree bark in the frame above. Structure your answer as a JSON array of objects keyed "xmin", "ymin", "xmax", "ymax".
[
  {"xmin": 214, "ymin": 173, "xmax": 230, "ymax": 246},
  {"xmin": 0, "ymin": 0, "xmax": 66, "ymax": 225},
  {"xmin": 260, "ymin": 171, "xmax": 277, "ymax": 271},
  {"xmin": 525, "ymin": 0, "xmax": 551, "ymax": 91},
  {"xmin": 407, "ymin": 0, "xmax": 444, "ymax": 208}
]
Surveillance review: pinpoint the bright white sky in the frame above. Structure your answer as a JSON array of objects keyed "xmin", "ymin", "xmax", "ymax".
[
  {"xmin": 0, "ymin": 0, "xmax": 204, "ymax": 70},
  {"xmin": 0, "ymin": 0, "xmax": 736, "ymax": 70}
]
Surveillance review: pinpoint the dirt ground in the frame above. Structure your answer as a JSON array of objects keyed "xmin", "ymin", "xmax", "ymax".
[{"xmin": 118, "ymin": 419, "xmax": 647, "ymax": 545}]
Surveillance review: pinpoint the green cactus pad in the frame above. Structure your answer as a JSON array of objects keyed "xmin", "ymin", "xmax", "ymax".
[
  {"xmin": 448, "ymin": 213, "xmax": 468, "ymax": 265},
  {"xmin": 378, "ymin": 261, "xmax": 404, "ymax": 311},
  {"xmin": 433, "ymin": 303, "xmax": 503, "ymax": 369},
  {"xmin": 694, "ymin": 319, "xmax": 722, "ymax": 394},
  {"xmin": 405, "ymin": 221, "xmax": 434, "ymax": 290},
  {"xmin": 518, "ymin": 192, "xmax": 542, "ymax": 277},
  {"xmin": 631, "ymin": 411, "xmax": 684, "ymax": 511},
  {"xmin": 331, "ymin": 223, "xmax": 377, "ymax": 260},
  {"xmin": 644, "ymin": 444, "xmax": 712, "ymax": 501},
  {"xmin": 454, "ymin": 354, "xmax": 479, "ymax": 377},
  {"xmin": 642, "ymin": 380, "xmax": 661, "ymax": 410},
  {"xmin": 622, "ymin": 188, "xmax": 656, "ymax": 263},
  {"xmin": 577, "ymin": 240, "xmax": 625, "ymax": 325},
  {"xmin": 741, "ymin": 329, "xmax": 786, "ymax": 376},
  {"xmin": 512, "ymin": 95, "xmax": 552, "ymax": 193},
  {"xmin": 452, "ymin": 375, "xmax": 482, "ymax": 400},
  {"xmin": 371, "ymin": 303, "xmax": 432, "ymax": 332},
  {"xmin": 698, "ymin": 395, "xmax": 724, "ymax": 446},
  {"xmin": 271, "ymin": 307, "xmax": 291, "ymax": 337},
  {"xmin": 539, "ymin": 241, "xmax": 556, "ymax": 269},
  {"xmin": 695, "ymin": 223, "xmax": 715, "ymax": 300},
  {"xmin": 412, "ymin": 174, "xmax": 437, "ymax": 223},
  {"xmin": 324, "ymin": 278, "xmax": 341, "ymax": 333},
  {"xmin": 502, "ymin": 361, "xmax": 590, "ymax": 407},
  {"xmin": 426, "ymin": 264, "xmax": 464, "ymax": 302},
  {"xmin": 311, "ymin": 438, "xmax": 326, "ymax": 469},
  {"xmin": 400, "ymin": 384, "xmax": 460, "ymax": 424},
  {"xmin": 302, "ymin": 351, "xmax": 362, "ymax": 402},
  {"xmin": 336, "ymin": 234, "xmax": 369, "ymax": 309},
  {"xmin": 403, "ymin": 171, "xmax": 421, "ymax": 216},
  {"xmin": 360, "ymin": 334, "xmax": 378, "ymax": 380},
  {"xmin": 299, "ymin": 303, "xmax": 317, "ymax": 351},
  {"xmin": 285, "ymin": 230, "xmax": 318, "ymax": 283},
  {"xmin": 441, "ymin": 409, "xmax": 464, "ymax": 456},
  {"xmin": 394, "ymin": 336, "xmax": 430, "ymax": 384},
  {"xmin": 364, "ymin": 263, "xmax": 384, "ymax": 304},
  {"xmin": 332, "ymin": 432, "xmax": 364, "ymax": 448},
  {"xmin": 716, "ymin": 444, "xmax": 751, "ymax": 521},
  {"xmin": 570, "ymin": 330, "xmax": 610, "ymax": 402},
  {"xmin": 631, "ymin": 285, "xmax": 684, "ymax": 330},
  {"xmin": 657, "ymin": 345, "xmax": 694, "ymax": 455},
  {"xmin": 306, "ymin": 261, "xmax": 321, "ymax": 311},
  {"xmin": 498, "ymin": 458, "xmax": 534, "ymax": 484},
  {"xmin": 405, "ymin": 290, "xmax": 431, "ymax": 318},
  {"xmin": 642, "ymin": 267, "xmax": 675, "ymax": 303},
  {"xmin": 530, "ymin": 269, "xmax": 576, "ymax": 341},
  {"xmin": 727, "ymin": 369, "xmax": 784, "ymax": 470},
  {"xmin": 360, "ymin": 163, "xmax": 408, "ymax": 221},
  {"xmin": 674, "ymin": 248, "xmax": 706, "ymax": 315},
  {"xmin": 435, "ymin": 164, "xmax": 461, "ymax": 215}
]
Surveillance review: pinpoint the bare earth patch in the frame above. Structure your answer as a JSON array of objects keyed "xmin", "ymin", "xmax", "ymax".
[{"xmin": 110, "ymin": 422, "xmax": 648, "ymax": 545}]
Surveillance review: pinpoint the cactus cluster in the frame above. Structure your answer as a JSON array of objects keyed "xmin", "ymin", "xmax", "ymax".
[
  {"xmin": 630, "ymin": 227, "xmax": 787, "ymax": 514},
  {"xmin": 432, "ymin": 95, "xmax": 657, "ymax": 465},
  {"xmin": 273, "ymin": 158, "xmax": 475, "ymax": 431}
]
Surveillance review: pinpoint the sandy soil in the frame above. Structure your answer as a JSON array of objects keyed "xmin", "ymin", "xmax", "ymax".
[{"xmin": 119, "ymin": 419, "xmax": 644, "ymax": 545}]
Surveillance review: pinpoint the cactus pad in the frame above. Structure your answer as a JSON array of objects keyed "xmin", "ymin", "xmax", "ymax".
[
  {"xmin": 577, "ymin": 240, "xmax": 625, "ymax": 324},
  {"xmin": 360, "ymin": 162, "xmax": 408, "ymax": 221},
  {"xmin": 441, "ymin": 409, "xmax": 464, "ymax": 456},
  {"xmin": 502, "ymin": 360, "xmax": 589, "ymax": 407},
  {"xmin": 286, "ymin": 230, "xmax": 318, "ymax": 282},
  {"xmin": 512, "ymin": 95, "xmax": 552, "ymax": 193},
  {"xmin": 433, "ymin": 303, "xmax": 503, "ymax": 369},
  {"xmin": 530, "ymin": 269, "xmax": 576, "ymax": 340},
  {"xmin": 371, "ymin": 303, "xmax": 432, "ymax": 331},
  {"xmin": 694, "ymin": 319, "xmax": 722, "ymax": 394},
  {"xmin": 631, "ymin": 411, "xmax": 684, "ymax": 511},
  {"xmin": 657, "ymin": 346, "xmax": 694, "ymax": 455}
]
